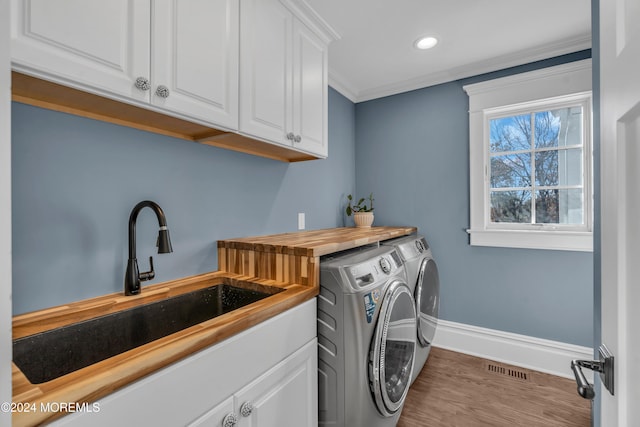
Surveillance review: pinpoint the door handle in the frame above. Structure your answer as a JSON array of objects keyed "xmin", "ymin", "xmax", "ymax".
[
  {"xmin": 570, "ymin": 344, "xmax": 614, "ymax": 399},
  {"xmin": 571, "ymin": 359, "xmax": 598, "ymax": 399}
]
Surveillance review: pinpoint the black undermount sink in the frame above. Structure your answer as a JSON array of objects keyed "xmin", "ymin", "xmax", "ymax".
[{"xmin": 13, "ymin": 283, "xmax": 282, "ymax": 384}]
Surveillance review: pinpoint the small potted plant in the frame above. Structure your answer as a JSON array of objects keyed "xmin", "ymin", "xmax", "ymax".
[{"xmin": 346, "ymin": 193, "xmax": 375, "ymax": 228}]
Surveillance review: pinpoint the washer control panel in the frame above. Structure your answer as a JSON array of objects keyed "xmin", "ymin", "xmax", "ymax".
[
  {"xmin": 346, "ymin": 249, "xmax": 403, "ymax": 287},
  {"xmin": 379, "ymin": 257, "xmax": 392, "ymax": 274}
]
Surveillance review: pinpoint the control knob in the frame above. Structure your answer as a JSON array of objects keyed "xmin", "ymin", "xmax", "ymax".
[{"xmin": 379, "ymin": 257, "xmax": 391, "ymax": 274}]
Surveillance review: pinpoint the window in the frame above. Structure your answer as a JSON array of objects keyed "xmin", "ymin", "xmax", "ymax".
[
  {"xmin": 464, "ymin": 60, "xmax": 593, "ymax": 251},
  {"xmin": 488, "ymin": 97, "xmax": 590, "ymax": 227}
]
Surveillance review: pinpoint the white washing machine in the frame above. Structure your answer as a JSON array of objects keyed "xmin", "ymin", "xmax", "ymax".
[
  {"xmin": 318, "ymin": 245, "xmax": 416, "ymax": 427},
  {"xmin": 382, "ymin": 234, "xmax": 440, "ymax": 384}
]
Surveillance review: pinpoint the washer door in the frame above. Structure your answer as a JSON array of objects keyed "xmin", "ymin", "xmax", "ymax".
[
  {"xmin": 369, "ymin": 280, "xmax": 417, "ymax": 417},
  {"xmin": 415, "ymin": 257, "xmax": 440, "ymax": 347}
]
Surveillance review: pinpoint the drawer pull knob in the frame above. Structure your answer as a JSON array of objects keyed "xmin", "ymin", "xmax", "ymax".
[
  {"xmin": 222, "ymin": 412, "xmax": 237, "ymax": 427},
  {"xmin": 156, "ymin": 85, "xmax": 170, "ymax": 98},
  {"xmin": 240, "ymin": 401, "xmax": 254, "ymax": 417},
  {"xmin": 134, "ymin": 77, "xmax": 150, "ymax": 91}
]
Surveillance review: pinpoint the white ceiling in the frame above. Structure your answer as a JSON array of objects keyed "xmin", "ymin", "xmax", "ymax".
[{"xmin": 306, "ymin": 0, "xmax": 592, "ymax": 103}]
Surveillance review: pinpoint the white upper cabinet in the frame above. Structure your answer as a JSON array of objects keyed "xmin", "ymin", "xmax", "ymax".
[
  {"xmin": 291, "ymin": 19, "xmax": 328, "ymax": 156},
  {"xmin": 239, "ymin": 0, "xmax": 291, "ymax": 145},
  {"xmin": 240, "ymin": 0, "xmax": 331, "ymax": 158},
  {"xmin": 11, "ymin": 0, "xmax": 239, "ymax": 130},
  {"xmin": 11, "ymin": 0, "xmax": 151, "ymax": 102},
  {"xmin": 11, "ymin": 0, "xmax": 336, "ymax": 160},
  {"xmin": 152, "ymin": 0, "xmax": 239, "ymax": 129}
]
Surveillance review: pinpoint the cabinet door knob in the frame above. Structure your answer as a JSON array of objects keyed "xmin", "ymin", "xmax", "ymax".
[
  {"xmin": 222, "ymin": 412, "xmax": 238, "ymax": 427},
  {"xmin": 286, "ymin": 132, "xmax": 295, "ymax": 141},
  {"xmin": 240, "ymin": 401, "xmax": 254, "ymax": 417},
  {"xmin": 294, "ymin": 135, "xmax": 302, "ymax": 143},
  {"xmin": 134, "ymin": 77, "xmax": 151, "ymax": 91},
  {"xmin": 155, "ymin": 85, "xmax": 170, "ymax": 98}
]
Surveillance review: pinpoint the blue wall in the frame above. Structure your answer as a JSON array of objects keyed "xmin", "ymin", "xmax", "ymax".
[
  {"xmin": 355, "ymin": 51, "xmax": 594, "ymax": 347},
  {"xmin": 11, "ymin": 88, "xmax": 356, "ymax": 314}
]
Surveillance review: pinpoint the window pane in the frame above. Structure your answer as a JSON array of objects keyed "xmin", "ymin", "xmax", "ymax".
[
  {"xmin": 535, "ymin": 150, "xmax": 558, "ymax": 186},
  {"xmin": 558, "ymin": 148, "xmax": 583, "ymax": 186},
  {"xmin": 535, "ymin": 148, "xmax": 583, "ymax": 187},
  {"xmin": 490, "ymin": 153, "xmax": 531, "ymax": 188},
  {"xmin": 535, "ymin": 189, "xmax": 559, "ymax": 223},
  {"xmin": 534, "ymin": 107, "xmax": 583, "ymax": 149},
  {"xmin": 535, "ymin": 189, "xmax": 583, "ymax": 224},
  {"xmin": 491, "ymin": 191, "xmax": 532, "ymax": 223},
  {"xmin": 490, "ymin": 115, "xmax": 531, "ymax": 152}
]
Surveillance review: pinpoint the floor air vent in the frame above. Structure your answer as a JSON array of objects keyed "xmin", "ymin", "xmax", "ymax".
[{"xmin": 486, "ymin": 362, "xmax": 530, "ymax": 381}]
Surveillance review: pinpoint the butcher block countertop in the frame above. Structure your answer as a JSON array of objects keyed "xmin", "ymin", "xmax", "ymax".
[
  {"xmin": 218, "ymin": 226, "xmax": 418, "ymax": 257},
  {"xmin": 12, "ymin": 226, "xmax": 416, "ymax": 426},
  {"xmin": 217, "ymin": 226, "xmax": 417, "ymax": 288}
]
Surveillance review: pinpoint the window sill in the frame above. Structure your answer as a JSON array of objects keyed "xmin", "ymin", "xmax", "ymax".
[{"xmin": 466, "ymin": 228, "xmax": 593, "ymax": 252}]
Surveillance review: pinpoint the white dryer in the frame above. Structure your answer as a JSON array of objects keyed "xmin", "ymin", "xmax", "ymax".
[
  {"xmin": 318, "ymin": 245, "xmax": 416, "ymax": 427},
  {"xmin": 382, "ymin": 234, "xmax": 440, "ymax": 384}
]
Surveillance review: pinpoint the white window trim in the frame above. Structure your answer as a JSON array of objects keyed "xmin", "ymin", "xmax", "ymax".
[{"xmin": 464, "ymin": 59, "xmax": 593, "ymax": 252}]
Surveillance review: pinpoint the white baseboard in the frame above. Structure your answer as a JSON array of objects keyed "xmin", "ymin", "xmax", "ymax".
[{"xmin": 432, "ymin": 319, "xmax": 594, "ymax": 381}]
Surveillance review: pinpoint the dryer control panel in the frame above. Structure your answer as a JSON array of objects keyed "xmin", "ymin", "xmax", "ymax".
[{"xmin": 392, "ymin": 236, "xmax": 430, "ymax": 261}]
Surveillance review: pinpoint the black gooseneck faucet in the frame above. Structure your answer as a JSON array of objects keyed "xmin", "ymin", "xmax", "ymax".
[{"xmin": 125, "ymin": 200, "xmax": 173, "ymax": 296}]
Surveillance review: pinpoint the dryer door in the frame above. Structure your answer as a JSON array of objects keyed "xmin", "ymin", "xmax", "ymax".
[
  {"xmin": 369, "ymin": 280, "xmax": 417, "ymax": 417},
  {"xmin": 415, "ymin": 257, "xmax": 440, "ymax": 347}
]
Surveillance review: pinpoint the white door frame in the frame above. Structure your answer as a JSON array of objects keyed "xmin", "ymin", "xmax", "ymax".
[
  {"xmin": 0, "ymin": 0, "xmax": 13, "ymax": 424},
  {"xmin": 599, "ymin": 0, "xmax": 640, "ymax": 424}
]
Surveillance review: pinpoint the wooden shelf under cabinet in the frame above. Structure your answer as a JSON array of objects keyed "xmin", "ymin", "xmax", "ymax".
[{"xmin": 11, "ymin": 72, "xmax": 318, "ymax": 163}]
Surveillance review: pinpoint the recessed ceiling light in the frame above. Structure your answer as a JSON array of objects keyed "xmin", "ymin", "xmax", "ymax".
[{"xmin": 414, "ymin": 36, "xmax": 438, "ymax": 50}]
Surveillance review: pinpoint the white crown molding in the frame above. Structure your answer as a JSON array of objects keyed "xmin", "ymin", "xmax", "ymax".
[
  {"xmin": 432, "ymin": 319, "xmax": 594, "ymax": 381},
  {"xmin": 463, "ymin": 58, "xmax": 592, "ymax": 98},
  {"xmin": 329, "ymin": 34, "xmax": 592, "ymax": 103},
  {"xmin": 328, "ymin": 70, "xmax": 358, "ymax": 103},
  {"xmin": 281, "ymin": 0, "xmax": 341, "ymax": 44},
  {"xmin": 447, "ymin": 34, "xmax": 592, "ymax": 87}
]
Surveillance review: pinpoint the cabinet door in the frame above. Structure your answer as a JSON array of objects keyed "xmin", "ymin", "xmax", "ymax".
[
  {"xmin": 236, "ymin": 340, "xmax": 317, "ymax": 427},
  {"xmin": 11, "ymin": 0, "xmax": 150, "ymax": 102},
  {"xmin": 239, "ymin": 0, "xmax": 291, "ymax": 146},
  {"xmin": 291, "ymin": 20, "xmax": 328, "ymax": 157},
  {"xmin": 187, "ymin": 396, "xmax": 235, "ymax": 427},
  {"xmin": 153, "ymin": 0, "xmax": 239, "ymax": 129}
]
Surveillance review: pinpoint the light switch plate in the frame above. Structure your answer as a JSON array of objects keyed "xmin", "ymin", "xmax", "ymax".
[{"xmin": 298, "ymin": 213, "xmax": 305, "ymax": 230}]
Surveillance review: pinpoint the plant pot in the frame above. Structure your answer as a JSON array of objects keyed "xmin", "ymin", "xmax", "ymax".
[{"xmin": 353, "ymin": 211, "xmax": 374, "ymax": 228}]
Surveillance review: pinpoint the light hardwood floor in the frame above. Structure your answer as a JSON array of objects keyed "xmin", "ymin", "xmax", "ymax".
[{"xmin": 398, "ymin": 347, "xmax": 591, "ymax": 427}]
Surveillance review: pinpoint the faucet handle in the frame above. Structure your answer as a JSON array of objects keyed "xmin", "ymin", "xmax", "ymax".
[{"xmin": 139, "ymin": 256, "xmax": 156, "ymax": 282}]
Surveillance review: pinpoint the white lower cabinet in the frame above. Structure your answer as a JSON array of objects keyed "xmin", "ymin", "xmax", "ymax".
[
  {"xmin": 189, "ymin": 397, "xmax": 235, "ymax": 427},
  {"xmin": 190, "ymin": 340, "xmax": 317, "ymax": 427},
  {"xmin": 235, "ymin": 340, "xmax": 317, "ymax": 427},
  {"xmin": 51, "ymin": 299, "xmax": 317, "ymax": 427}
]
